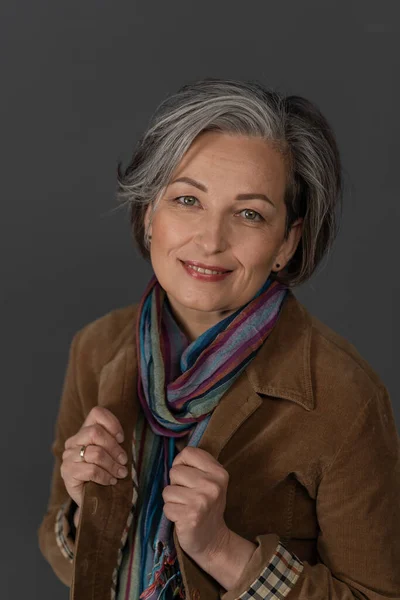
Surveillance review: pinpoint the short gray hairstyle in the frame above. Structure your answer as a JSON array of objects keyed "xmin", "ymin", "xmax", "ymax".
[{"xmin": 115, "ymin": 77, "xmax": 343, "ymax": 287}]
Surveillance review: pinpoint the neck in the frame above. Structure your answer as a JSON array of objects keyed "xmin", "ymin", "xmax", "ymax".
[{"xmin": 166, "ymin": 295, "xmax": 237, "ymax": 342}]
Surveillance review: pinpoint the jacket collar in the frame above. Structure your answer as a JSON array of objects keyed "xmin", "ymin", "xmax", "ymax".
[
  {"xmin": 246, "ymin": 290, "xmax": 315, "ymax": 412},
  {"xmin": 112, "ymin": 288, "xmax": 315, "ymax": 415}
]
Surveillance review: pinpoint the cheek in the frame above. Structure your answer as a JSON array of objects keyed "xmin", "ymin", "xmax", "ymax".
[
  {"xmin": 237, "ymin": 236, "xmax": 276, "ymax": 269},
  {"xmin": 153, "ymin": 214, "xmax": 190, "ymax": 249}
]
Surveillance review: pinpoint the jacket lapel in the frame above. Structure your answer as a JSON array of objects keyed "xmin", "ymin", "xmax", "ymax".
[
  {"xmin": 72, "ymin": 344, "xmax": 139, "ymax": 600},
  {"xmin": 173, "ymin": 372, "xmax": 264, "ymax": 598},
  {"xmin": 246, "ymin": 291, "xmax": 315, "ymax": 411}
]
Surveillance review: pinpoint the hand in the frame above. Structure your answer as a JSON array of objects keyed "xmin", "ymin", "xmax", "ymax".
[
  {"xmin": 162, "ymin": 446, "xmax": 231, "ymax": 566},
  {"xmin": 61, "ymin": 406, "xmax": 128, "ymax": 514}
]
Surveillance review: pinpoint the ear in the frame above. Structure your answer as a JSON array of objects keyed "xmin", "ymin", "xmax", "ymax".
[
  {"xmin": 274, "ymin": 218, "xmax": 303, "ymax": 270},
  {"xmin": 144, "ymin": 203, "xmax": 153, "ymax": 236}
]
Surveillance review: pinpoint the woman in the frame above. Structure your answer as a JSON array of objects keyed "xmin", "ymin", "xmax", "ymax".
[{"xmin": 38, "ymin": 78, "xmax": 400, "ymax": 600}]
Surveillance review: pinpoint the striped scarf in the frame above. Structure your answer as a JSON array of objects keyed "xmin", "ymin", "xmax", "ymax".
[{"xmin": 117, "ymin": 273, "xmax": 288, "ymax": 599}]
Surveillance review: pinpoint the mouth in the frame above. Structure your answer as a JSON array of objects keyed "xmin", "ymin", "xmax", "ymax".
[
  {"xmin": 179, "ymin": 260, "xmax": 233, "ymax": 282},
  {"xmin": 180, "ymin": 260, "xmax": 232, "ymax": 275}
]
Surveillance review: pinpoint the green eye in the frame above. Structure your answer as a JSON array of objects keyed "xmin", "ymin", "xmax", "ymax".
[
  {"xmin": 241, "ymin": 209, "xmax": 262, "ymax": 221},
  {"xmin": 176, "ymin": 195, "xmax": 197, "ymax": 206}
]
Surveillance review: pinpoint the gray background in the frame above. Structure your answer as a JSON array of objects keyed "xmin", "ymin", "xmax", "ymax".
[{"xmin": 1, "ymin": 1, "xmax": 398, "ymax": 598}]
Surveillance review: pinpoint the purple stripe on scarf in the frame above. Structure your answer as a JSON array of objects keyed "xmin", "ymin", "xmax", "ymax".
[
  {"xmin": 168, "ymin": 281, "xmax": 284, "ymax": 391},
  {"xmin": 174, "ymin": 306, "xmax": 282, "ymax": 405}
]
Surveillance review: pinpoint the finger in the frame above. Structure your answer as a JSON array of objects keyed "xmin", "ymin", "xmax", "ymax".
[
  {"xmin": 169, "ymin": 464, "xmax": 202, "ymax": 488},
  {"xmin": 84, "ymin": 406, "xmax": 125, "ymax": 443},
  {"xmin": 172, "ymin": 446, "xmax": 220, "ymax": 471},
  {"xmin": 64, "ymin": 422, "xmax": 127, "ymax": 467},
  {"xmin": 162, "ymin": 484, "xmax": 194, "ymax": 505},
  {"xmin": 163, "ymin": 502, "xmax": 187, "ymax": 523},
  {"xmin": 64, "ymin": 461, "xmax": 119, "ymax": 487},
  {"xmin": 75, "ymin": 444, "xmax": 128, "ymax": 480},
  {"xmin": 61, "ymin": 446, "xmax": 127, "ymax": 480}
]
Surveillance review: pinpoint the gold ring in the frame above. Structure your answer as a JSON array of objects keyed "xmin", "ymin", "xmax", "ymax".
[{"xmin": 79, "ymin": 445, "xmax": 87, "ymax": 461}]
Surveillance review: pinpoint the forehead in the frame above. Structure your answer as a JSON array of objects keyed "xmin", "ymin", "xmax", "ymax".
[{"xmin": 170, "ymin": 131, "xmax": 287, "ymax": 189}]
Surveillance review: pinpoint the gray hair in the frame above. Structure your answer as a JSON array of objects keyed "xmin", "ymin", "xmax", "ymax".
[{"xmin": 115, "ymin": 77, "xmax": 343, "ymax": 287}]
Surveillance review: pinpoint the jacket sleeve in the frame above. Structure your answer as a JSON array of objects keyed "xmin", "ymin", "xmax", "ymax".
[
  {"xmin": 220, "ymin": 384, "xmax": 400, "ymax": 600},
  {"xmin": 37, "ymin": 329, "xmax": 86, "ymax": 587}
]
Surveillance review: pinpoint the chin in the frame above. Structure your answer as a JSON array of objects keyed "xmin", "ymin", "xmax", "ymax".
[{"xmin": 172, "ymin": 291, "xmax": 225, "ymax": 313}]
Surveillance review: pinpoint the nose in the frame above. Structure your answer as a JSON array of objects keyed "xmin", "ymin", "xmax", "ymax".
[{"xmin": 193, "ymin": 214, "xmax": 228, "ymax": 254}]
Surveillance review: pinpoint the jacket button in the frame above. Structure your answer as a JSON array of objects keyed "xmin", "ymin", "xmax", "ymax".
[{"xmin": 191, "ymin": 589, "xmax": 200, "ymax": 600}]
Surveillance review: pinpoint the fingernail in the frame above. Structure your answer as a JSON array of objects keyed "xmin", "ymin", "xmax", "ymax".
[
  {"xmin": 118, "ymin": 452, "xmax": 127, "ymax": 465},
  {"xmin": 116, "ymin": 432, "xmax": 124, "ymax": 443}
]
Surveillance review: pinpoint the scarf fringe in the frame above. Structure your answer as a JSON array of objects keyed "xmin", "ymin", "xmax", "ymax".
[{"xmin": 140, "ymin": 544, "xmax": 185, "ymax": 599}]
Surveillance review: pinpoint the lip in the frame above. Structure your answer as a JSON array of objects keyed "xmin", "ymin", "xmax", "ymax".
[
  {"xmin": 181, "ymin": 260, "xmax": 232, "ymax": 272},
  {"xmin": 180, "ymin": 260, "xmax": 232, "ymax": 282}
]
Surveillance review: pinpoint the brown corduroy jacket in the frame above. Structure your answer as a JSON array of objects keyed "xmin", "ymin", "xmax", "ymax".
[{"xmin": 38, "ymin": 291, "xmax": 400, "ymax": 599}]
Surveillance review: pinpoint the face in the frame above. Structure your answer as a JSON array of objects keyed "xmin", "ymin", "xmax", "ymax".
[{"xmin": 144, "ymin": 131, "xmax": 303, "ymax": 341}]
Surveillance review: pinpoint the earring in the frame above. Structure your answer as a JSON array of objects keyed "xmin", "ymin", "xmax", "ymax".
[{"xmin": 275, "ymin": 263, "xmax": 280, "ymax": 269}]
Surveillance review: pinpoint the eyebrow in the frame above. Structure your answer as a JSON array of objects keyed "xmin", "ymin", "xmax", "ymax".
[{"xmin": 170, "ymin": 176, "xmax": 276, "ymax": 210}]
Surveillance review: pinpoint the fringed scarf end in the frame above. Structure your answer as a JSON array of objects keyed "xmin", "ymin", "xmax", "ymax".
[{"xmin": 140, "ymin": 543, "xmax": 185, "ymax": 599}]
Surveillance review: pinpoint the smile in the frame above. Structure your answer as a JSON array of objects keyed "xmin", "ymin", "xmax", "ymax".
[
  {"xmin": 187, "ymin": 264, "xmax": 226, "ymax": 275},
  {"xmin": 180, "ymin": 260, "xmax": 232, "ymax": 282}
]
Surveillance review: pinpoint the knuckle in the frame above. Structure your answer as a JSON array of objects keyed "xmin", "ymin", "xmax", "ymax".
[
  {"xmin": 92, "ymin": 424, "xmax": 105, "ymax": 442},
  {"xmin": 92, "ymin": 446, "xmax": 103, "ymax": 462},
  {"xmin": 90, "ymin": 406, "xmax": 103, "ymax": 420},
  {"xmin": 190, "ymin": 512, "xmax": 201, "ymax": 527},
  {"xmin": 88, "ymin": 463, "xmax": 99, "ymax": 478},
  {"xmin": 209, "ymin": 483, "xmax": 220, "ymax": 499},
  {"xmin": 197, "ymin": 494, "xmax": 208, "ymax": 511},
  {"xmin": 64, "ymin": 437, "xmax": 74, "ymax": 450},
  {"xmin": 60, "ymin": 461, "xmax": 71, "ymax": 477}
]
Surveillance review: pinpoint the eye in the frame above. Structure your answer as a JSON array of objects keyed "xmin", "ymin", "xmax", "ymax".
[
  {"xmin": 175, "ymin": 195, "xmax": 198, "ymax": 206},
  {"xmin": 173, "ymin": 196, "xmax": 264, "ymax": 222},
  {"xmin": 239, "ymin": 208, "xmax": 264, "ymax": 222}
]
